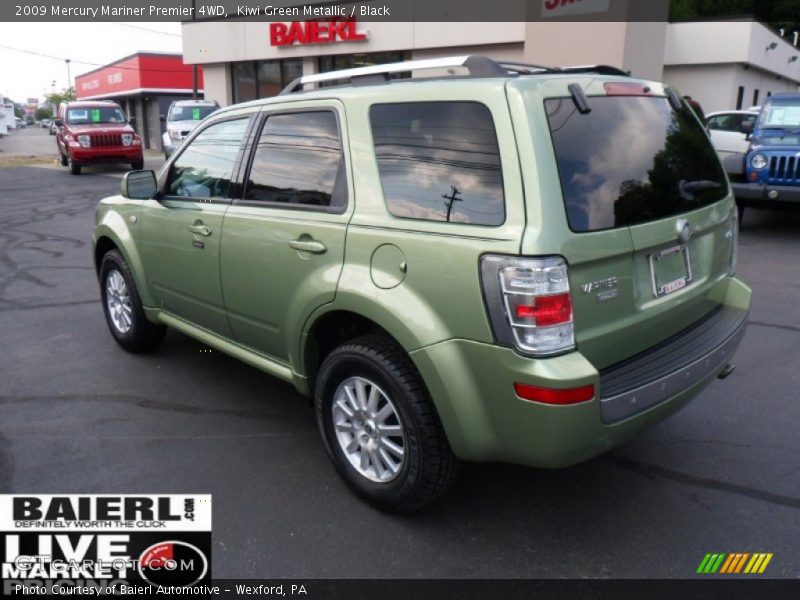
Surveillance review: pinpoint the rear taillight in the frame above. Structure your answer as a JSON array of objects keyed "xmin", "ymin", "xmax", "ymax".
[
  {"xmin": 481, "ymin": 255, "xmax": 575, "ymax": 356},
  {"xmin": 514, "ymin": 382, "xmax": 594, "ymax": 405},
  {"xmin": 728, "ymin": 207, "xmax": 739, "ymax": 275}
]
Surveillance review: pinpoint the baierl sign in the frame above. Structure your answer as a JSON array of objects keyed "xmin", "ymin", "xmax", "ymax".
[{"xmin": 542, "ymin": 0, "xmax": 610, "ymax": 18}]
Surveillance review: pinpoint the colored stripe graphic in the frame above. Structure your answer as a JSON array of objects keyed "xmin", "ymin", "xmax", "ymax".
[
  {"xmin": 718, "ymin": 554, "xmax": 735, "ymax": 574},
  {"xmin": 701, "ymin": 552, "xmax": 773, "ymax": 575},
  {"xmin": 758, "ymin": 553, "xmax": 773, "ymax": 573},
  {"xmin": 697, "ymin": 553, "xmax": 727, "ymax": 573},
  {"xmin": 724, "ymin": 553, "xmax": 749, "ymax": 573}
]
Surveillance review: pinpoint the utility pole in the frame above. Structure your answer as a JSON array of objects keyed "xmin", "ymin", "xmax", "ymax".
[
  {"xmin": 65, "ymin": 59, "xmax": 72, "ymax": 94},
  {"xmin": 191, "ymin": 0, "xmax": 198, "ymax": 100},
  {"xmin": 442, "ymin": 185, "xmax": 462, "ymax": 222}
]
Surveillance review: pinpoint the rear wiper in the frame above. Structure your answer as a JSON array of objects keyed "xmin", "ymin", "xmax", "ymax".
[{"xmin": 678, "ymin": 179, "xmax": 721, "ymax": 201}]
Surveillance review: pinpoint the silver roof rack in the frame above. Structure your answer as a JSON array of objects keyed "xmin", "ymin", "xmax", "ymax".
[
  {"xmin": 279, "ymin": 55, "xmax": 628, "ymax": 95},
  {"xmin": 280, "ymin": 55, "xmax": 509, "ymax": 95}
]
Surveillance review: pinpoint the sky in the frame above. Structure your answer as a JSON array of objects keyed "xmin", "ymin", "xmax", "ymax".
[{"xmin": 0, "ymin": 22, "xmax": 183, "ymax": 103}]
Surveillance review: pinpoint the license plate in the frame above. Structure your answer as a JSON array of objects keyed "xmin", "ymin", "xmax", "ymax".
[{"xmin": 649, "ymin": 244, "xmax": 693, "ymax": 298}]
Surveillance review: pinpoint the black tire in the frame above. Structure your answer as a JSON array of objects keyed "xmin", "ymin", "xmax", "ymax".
[
  {"xmin": 315, "ymin": 335, "xmax": 460, "ymax": 512},
  {"xmin": 59, "ymin": 152, "xmax": 68, "ymax": 166},
  {"xmin": 68, "ymin": 155, "xmax": 81, "ymax": 175},
  {"xmin": 131, "ymin": 159, "xmax": 144, "ymax": 170},
  {"xmin": 737, "ymin": 201, "xmax": 745, "ymax": 223},
  {"xmin": 99, "ymin": 250, "xmax": 166, "ymax": 353}
]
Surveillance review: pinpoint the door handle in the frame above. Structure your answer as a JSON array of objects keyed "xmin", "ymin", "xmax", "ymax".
[
  {"xmin": 188, "ymin": 224, "xmax": 212, "ymax": 236},
  {"xmin": 289, "ymin": 237, "xmax": 327, "ymax": 254}
]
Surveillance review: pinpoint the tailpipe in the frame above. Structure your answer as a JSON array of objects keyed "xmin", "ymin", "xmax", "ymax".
[{"xmin": 717, "ymin": 363, "xmax": 736, "ymax": 379}]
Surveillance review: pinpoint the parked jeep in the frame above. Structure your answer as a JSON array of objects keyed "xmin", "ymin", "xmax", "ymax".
[
  {"xmin": 733, "ymin": 92, "xmax": 800, "ymax": 219},
  {"xmin": 93, "ymin": 56, "xmax": 751, "ymax": 511},
  {"xmin": 56, "ymin": 100, "xmax": 143, "ymax": 174}
]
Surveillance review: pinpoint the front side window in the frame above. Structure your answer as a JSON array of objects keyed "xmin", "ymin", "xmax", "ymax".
[
  {"xmin": 244, "ymin": 111, "xmax": 346, "ymax": 209},
  {"xmin": 167, "ymin": 118, "xmax": 249, "ymax": 199},
  {"xmin": 369, "ymin": 102, "xmax": 505, "ymax": 225}
]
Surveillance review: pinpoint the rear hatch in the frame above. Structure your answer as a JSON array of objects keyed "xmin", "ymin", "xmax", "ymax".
[{"xmin": 508, "ymin": 77, "xmax": 738, "ymax": 370}]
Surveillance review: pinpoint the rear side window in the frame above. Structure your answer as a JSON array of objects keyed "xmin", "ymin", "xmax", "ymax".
[
  {"xmin": 545, "ymin": 96, "xmax": 728, "ymax": 232},
  {"xmin": 244, "ymin": 111, "xmax": 346, "ymax": 209},
  {"xmin": 370, "ymin": 102, "xmax": 504, "ymax": 225}
]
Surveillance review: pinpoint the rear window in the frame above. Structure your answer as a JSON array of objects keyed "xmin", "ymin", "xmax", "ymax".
[
  {"xmin": 545, "ymin": 95, "xmax": 728, "ymax": 232},
  {"xmin": 370, "ymin": 102, "xmax": 504, "ymax": 226}
]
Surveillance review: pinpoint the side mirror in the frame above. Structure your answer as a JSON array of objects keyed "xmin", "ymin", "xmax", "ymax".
[
  {"xmin": 741, "ymin": 120, "xmax": 754, "ymax": 135},
  {"xmin": 54, "ymin": 119, "xmax": 63, "ymax": 127},
  {"xmin": 159, "ymin": 115, "xmax": 166, "ymax": 122},
  {"xmin": 129, "ymin": 116, "xmax": 136, "ymax": 127},
  {"xmin": 121, "ymin": 170, "xmax": 157, "ymax": 200}
]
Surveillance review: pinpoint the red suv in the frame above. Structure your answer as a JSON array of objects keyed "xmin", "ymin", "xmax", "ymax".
[{"xmin": 56, "ymin": 101, "xmax": 143, "ymax": 175}]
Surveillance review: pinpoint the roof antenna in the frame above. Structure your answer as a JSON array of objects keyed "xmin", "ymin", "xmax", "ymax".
[{"xmin": 568, "ymin": 83, "xmax": 591, "ymax": 114}]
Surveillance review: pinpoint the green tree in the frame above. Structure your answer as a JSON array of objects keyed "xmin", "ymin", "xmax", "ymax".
[
  {"xmin": 669, "ymin": 0, "xmax": 800, "ymax": 34},
  {"xmin": 35, "ymin": 107, "xmax": 52, "ymax": 121},
  {"xmin": 45, "ymin": 87, "xmax": 76, "ymax": 109}
]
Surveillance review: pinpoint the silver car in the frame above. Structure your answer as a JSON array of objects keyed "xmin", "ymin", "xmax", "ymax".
[{"xmin": 160, "ymin": 100, "xmax": 219, "ymax": 158}]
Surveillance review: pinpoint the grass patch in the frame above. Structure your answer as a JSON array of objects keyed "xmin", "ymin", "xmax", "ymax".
[{"xmin": 0, "ymin": 155, "xmax": 57, "ymax": 168}]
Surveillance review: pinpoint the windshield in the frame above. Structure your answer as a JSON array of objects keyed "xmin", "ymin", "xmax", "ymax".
[
  {"xmin": 169, "ymin": 105, "xmax": 216, "ymax": 121},
  {"xmin": 67, "ymin": 106, "xmax": 126, "ymax": 124},
  {"xmin": 758, "ymin": 99, "xmax": 800, "ymax": 129},
  {"xmin": 545, "ymin": 95, "xmax": 728, "ymax": 233}
]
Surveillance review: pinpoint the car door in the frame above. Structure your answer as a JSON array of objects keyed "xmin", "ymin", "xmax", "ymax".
[
  {"xmin": 708, "ymin": 113, "xmax": 752, "ymax": 156},
  {"xmin": 138, "ymin": 112, "xmax": 255, "ymax": 338},
  {"xmin": 220, "ymin": 102, "xmax": 352, "ymax": 365}
]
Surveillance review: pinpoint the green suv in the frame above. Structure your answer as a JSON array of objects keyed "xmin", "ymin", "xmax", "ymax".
[{"xmin": 93, "ymin": 56, "xmax": 751, "ymax": 511}]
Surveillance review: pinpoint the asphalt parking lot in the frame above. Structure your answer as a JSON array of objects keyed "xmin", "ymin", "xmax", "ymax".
[{"xmin": 1, "ymin": 127, "xmax": 799, "ymax": 579}]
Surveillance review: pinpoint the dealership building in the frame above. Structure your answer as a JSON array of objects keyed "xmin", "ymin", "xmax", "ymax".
[
  {"xmin": 181, "ymin": 8, "xmax": 800, "ymax": 113},
  {"xmin": 75, "ymin": 52, "xmax": 204, "ymax": 151}
]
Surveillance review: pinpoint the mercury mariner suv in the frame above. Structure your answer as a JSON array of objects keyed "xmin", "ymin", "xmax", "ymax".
[
  {"xmin": 92, "ymin": 56, "xmax": 751, "ymax": 512},
  {"xmin": 56, "ymin": 100, "xmax": 143, "ymax": 175}
]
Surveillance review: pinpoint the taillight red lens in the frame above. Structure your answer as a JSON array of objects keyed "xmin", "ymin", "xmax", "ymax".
[
  {"xmin": 514, "ymin": 293, "xmax": 572, "ymax": 326},
  {"xmin": 514, "ymin": 383, "xmax": 595, "ymax": 405}
]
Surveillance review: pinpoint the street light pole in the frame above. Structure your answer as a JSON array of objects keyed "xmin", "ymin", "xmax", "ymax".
[{"xmin": 65, "ymin": 59, "xmax": 72, "ymax": 94}]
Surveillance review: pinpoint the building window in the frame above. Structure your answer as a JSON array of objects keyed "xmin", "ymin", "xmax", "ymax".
[
  {"xmin": 231, "ymin": 59, "xmax": 303, "ymax": 103},
  {"xmin": 736, "ymin": 86, "xmax": 744, "ymax": 110},
  {"xmin": 232, "ymin": 62, "xmax": 256, "ymax": 103},
  {"xmin": 753, "ymin": 89, "xmax": 760, "ymax": 107},
  {"xmin": 317, "ymin": 51, "xmax": 410, "ymax": 86},
  {"xmin": 318, "ymin": 51, "xmax": 409, "ymax": 73}
]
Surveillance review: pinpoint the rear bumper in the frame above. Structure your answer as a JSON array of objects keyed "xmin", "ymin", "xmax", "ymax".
[
  {"xmin": 410, "ymin": 276, "xmax": 751, "ymax": 468},
  {"xmin": 732, "ymin": 182, "xmax": 800, "ymax": 205},
  {"xmin": 599, "ymin": 305, "xmax": 747, "ymax": 423}
]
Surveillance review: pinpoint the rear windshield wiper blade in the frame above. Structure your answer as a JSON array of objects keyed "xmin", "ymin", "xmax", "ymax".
[{"xmin": 678, "ymin": 179, "xmax": 721, "ymax": 201}]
